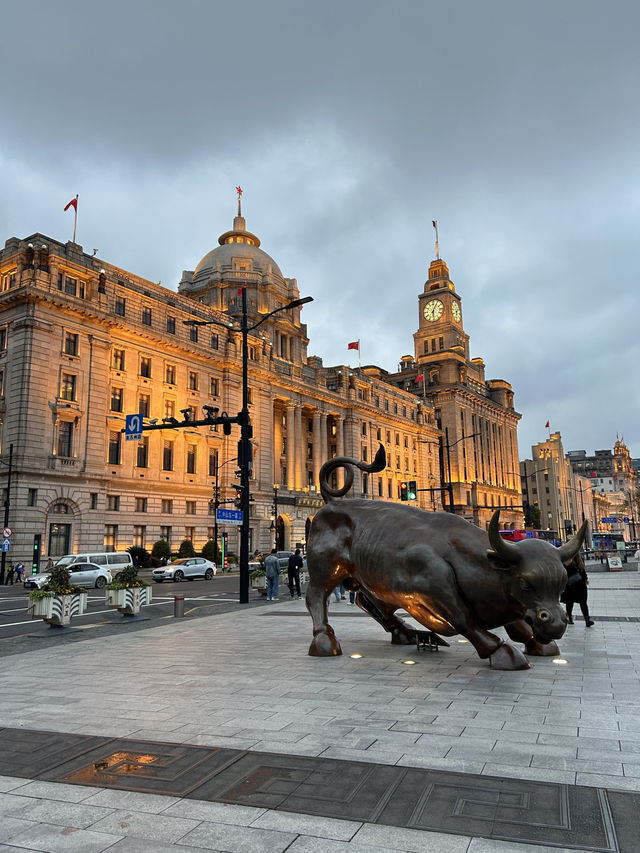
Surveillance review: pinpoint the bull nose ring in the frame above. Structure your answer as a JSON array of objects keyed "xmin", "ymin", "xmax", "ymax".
[{"xmin": 538, "ymin": 609, "xmax": 551, "ymax": 622}]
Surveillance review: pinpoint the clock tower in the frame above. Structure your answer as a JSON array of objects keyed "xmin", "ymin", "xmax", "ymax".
[{"xmin": 415, "ymin": 258, "xmax": 469, "ymax": 382}]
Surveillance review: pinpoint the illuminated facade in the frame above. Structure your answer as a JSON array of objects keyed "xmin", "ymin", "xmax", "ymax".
[
  {"xmin": 0, "ymin": 210, "xmax": 441, "ymax": 564},
  {"xmin": 387, "ymin": 257, "xmax": 522, "ymax": 529}
]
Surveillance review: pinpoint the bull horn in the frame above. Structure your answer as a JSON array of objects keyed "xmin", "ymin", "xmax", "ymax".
[
  {"xmin": 557, "ymin": 519, "xmax": 589, "ymax": 563},
  {"xmin": 487, "ymin": 509, "xmax": 520, "ymax": 564}
]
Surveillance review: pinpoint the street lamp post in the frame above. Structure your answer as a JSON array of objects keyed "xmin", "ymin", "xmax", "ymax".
[
  {"xmin": 272, "ymin": 485, "xmax": 279, "ymax": 549},
  {"xmin": 185, "ymin": 289, "xmax": 312, "ymax": 604},
  {"xmin": 443, "ymin": 428, "xmax": 480, "ymax": 514}
]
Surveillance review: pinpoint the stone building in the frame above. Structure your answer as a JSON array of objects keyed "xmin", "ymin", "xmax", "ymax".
[
  {"xmin": 386, "ymin": 256, "xmax": 522, "ymax": 529},
  {"xmin": 0, "ymin": 207, "xmax": 441, "ymax": 566}
]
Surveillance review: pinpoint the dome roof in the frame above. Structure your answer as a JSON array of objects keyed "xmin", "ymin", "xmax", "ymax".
[{"xmin": 193, "ymin": 211, "xmax": 283, "ymax": 281}]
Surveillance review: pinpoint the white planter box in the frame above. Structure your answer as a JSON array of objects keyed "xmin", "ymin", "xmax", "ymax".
[
  {"xmin": 28, "ymin": 592, "xmax": 87, "ymax": 626},
  {"xmin": 251, "ymin": 576, "xmax": 267, "ymax": 590},
  {"xmin": 105, "ymin": 585, "xmax": 152, "ymax": 615}
]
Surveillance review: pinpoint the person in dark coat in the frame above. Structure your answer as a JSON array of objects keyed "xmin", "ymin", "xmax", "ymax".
[
  {"xmin": 561, "ymin": 552, "xmax": 594, "ymax": 627},
  {"xmin": 287, "ymin": 548, "xmax": 303, "ymax": 599}
]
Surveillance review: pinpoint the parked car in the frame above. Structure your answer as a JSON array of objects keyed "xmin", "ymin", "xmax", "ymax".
[
  {"xmin": 24, "ymin": 561, "xmax": 113, "ymax": 590},
  {"xmin": 249, "ymin": 551, "xmax": 306, "ymax": 572},
  {"xmin": 55, "ymin": 552, "xmax": 133, "ymax": 569},
  {"xmin": 152, "ymin": 557, "xmax": 217, "ymax": 583}
]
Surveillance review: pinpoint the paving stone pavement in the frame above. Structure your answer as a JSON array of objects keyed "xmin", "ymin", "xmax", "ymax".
[{"xmin": 0, "ymin": 572, "xmax": 639, "ymax": 851}]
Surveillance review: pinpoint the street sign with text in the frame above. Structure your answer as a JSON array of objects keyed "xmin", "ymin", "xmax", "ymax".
[
  {"xmin": 216, "ymin": 508, "xmax": 243, "ymax": 524},
  {"xmin": 125, "ymin": 413, "xmax": 143, "ymax": 441}
]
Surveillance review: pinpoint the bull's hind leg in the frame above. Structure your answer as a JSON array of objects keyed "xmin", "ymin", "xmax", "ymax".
[
  {"xmin": 355, "ymin": 590, "xmax": 449, "ymax": 647},
  {"xmin": 306, "ymin": 581, "xmax": 342, "ymax": 656}
]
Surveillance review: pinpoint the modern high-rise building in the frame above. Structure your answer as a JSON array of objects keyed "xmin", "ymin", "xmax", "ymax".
[
  {"xmin": 0, "ymin": 206, "xmax": 442, "ymax": 566},
  {"xmin": 386, "ymin": 255, "xmax": 522, "ymax": 529}
]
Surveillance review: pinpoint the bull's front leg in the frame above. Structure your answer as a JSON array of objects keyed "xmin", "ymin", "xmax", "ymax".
[
  {"xmin": 505, "ymin": 619, "xmax": 560, "ymax": 657},
  {"xmin": 407, "ymin": 600, "xmax": 530, "ymax": 671},
  {"xmin": 306, "ymin": 580, "xmax": 342, "ymax": 657}
]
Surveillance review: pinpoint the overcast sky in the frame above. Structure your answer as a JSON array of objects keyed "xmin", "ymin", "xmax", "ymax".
[{"xmin": 1, "ymin": 0, "xmax": 638, "ymax": 459}]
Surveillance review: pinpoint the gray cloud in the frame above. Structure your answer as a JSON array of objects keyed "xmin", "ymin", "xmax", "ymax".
[{"xmin": 1, "ymin": 0, "xmax": 638, "ymax": 456}]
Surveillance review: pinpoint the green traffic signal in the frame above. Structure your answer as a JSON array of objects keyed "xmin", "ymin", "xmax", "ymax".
[{"xmin": 408, "ymin": 480, "xmax": 417, "ymax": 500}]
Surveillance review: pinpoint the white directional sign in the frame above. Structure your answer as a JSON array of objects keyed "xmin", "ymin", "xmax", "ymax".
[{"xmin": 125, "ymin": 413, "xmax": 143, "ymax": 441}]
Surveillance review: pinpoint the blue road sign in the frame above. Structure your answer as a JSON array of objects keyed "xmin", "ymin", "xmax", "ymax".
[
  {"xmin": 125, "ymin": 413, "xmax": 143, "ymax": 441},
  {"xmin": 216, "ymin": 508, "xmax": 243, "ymax": 524},
  {"xmin": 1, "ymin": 540, "xmax": 10, "ymax": 552}
]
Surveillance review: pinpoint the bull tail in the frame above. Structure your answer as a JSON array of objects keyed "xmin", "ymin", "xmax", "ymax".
[{"xmin": 319, "ymin": 443, "xmax": 386, "ymax": 502}]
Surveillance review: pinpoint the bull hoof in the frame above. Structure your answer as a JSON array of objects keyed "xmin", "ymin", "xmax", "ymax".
[
  {"xmin": 309, "ymin": 630, "xmax": 342, "ymax": 657},
  {"xmin": 489, "ymin": 642, "xmax": 530, "ymax": 671},
  {"xmin": 525, "ymin": 639, "xmax": 560, "ymax": 657},
  {"xmin": 391, "ymin": 627, "xmax": 415, "ymax": 645}
]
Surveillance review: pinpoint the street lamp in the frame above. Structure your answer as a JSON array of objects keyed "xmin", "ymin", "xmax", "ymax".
[
  {"xmin": 185, "ymin": 289, "xmax": 313, "ymax": 603},
  {"xmin": 270, "ymin": 485, "xmax": 279, "ymax": 549},
  {"xmin": 443, "ymin": 428, "xmax": 480, "ymax": 513}
]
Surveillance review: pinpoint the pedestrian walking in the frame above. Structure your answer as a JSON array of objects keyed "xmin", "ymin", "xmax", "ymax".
[
  {"xmin": 14, "ymin": 561, "xmax": 24, "ymax": 583},
  {"xmin": 264, "ymin": 549, "xmax": 280, "ymax": 600},
  {"xmin": 287, "ymin": 548, "xmax": 303, "ymax": 599},
  {"xmin": 5, "ymin": 561, "xmax": 15, "ymax": 585},
  {"xmin": 561, "ymin": 552, "xmax": 594, "ymax": 627},
  {"xmin": 332, "ymin": 583, "xmax": 346, "ymax": 602}
]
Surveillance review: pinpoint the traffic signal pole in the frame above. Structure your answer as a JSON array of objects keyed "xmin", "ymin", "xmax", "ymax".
[{"xmin": 0, "ymin": 443, "xmax": 13, "ymax": 585}]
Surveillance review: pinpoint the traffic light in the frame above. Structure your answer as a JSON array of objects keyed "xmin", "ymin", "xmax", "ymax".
[
  {"xmin": 408, "ymin": 480, "xmax": 417, "ymax": 500},
  {"xmin": 399, "ymin": 482, "xmax": 408, "ymax": 501},
  {"xmin": 32, "ymin": 533, "xmax": 41, "ymax": 574},
  {"xmin": 233, "ymin": 484, "xmax": 243, "ymax": 508}
]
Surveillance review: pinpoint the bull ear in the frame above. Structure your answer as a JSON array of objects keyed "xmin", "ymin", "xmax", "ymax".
[
  {"xmin": 486, "ymin": 509, "xmax": 521, "ymax": 566},
  {"xmin": 557, "ymin": 519, "xmax": 589, "ymax": 563}
]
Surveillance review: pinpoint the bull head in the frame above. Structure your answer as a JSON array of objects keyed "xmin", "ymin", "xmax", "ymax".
[{"xmin": 486, "ymin": 510, "xmax": 588, "ymax": 565}]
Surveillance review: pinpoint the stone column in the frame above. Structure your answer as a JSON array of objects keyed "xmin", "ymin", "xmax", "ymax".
[
  {"xmin": 335, "ymin": 415, "xmax": 344, "ymax": 488},
  {"xmin": 273, "ymin": 402, "xmax": 282, "ymax": 485},
  {"xmin": 286, "ymin": 403, "xmax": 295, "ymax": 491},
  {"xmin": 312, "ymin": 411, "xmax": 322, "ymax": 490},
  {"xmin": 320, "ymin": 412, "xmax": 328, "ymax": 467},
  {"xmin": 294, "ymin": 404, "xmax": 303, "ymax": 491}
]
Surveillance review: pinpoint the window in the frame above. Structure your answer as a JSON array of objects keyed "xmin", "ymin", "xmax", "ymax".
[
  {"xmin": 133, "ymin": 525, "xmax": 146, "ymax": 548},
  {"xmin": 141, "ymin": 307, "xmax": 151, "ymax": 326},
  {"xmin": 135, "ymin": 497, "xmax": 147, "ymax": 513},
  {"xmin": 189, "ymin": 326, "xmax": 198, "ymax": 343},
  {"xmin": 108, "ymin": 431, "xmax": 121, "ymax": 465},
  {"xmin": 110, "ymin": 387, "xmax": 123, "ymax": 412},
  {"xmin": 58, "ymin": 274, "xmax": 83, "ymax": 297},
  {"xmin": 210, "ymin": 377, "xmax": 219, "ymax": 397},
  {"xmin": 162, "ymin": 440, "xmax": 174, "ymax": 471},
  {"xmin": 438, "ymin": 336, "xmax": 444, "ymax": 350},
  {"xmin": 107, "ymin": 495, "xmax": 120, "ymax": 511},
  {"xmin": 57, "ymin": 421, "xmax": 73, "ymax": 456},
  {"xmin": 209, "ymin": 449, "xmax": 218, "ymax": 477},
  {"xmin": 247, "ymin": 388, "xmax": 253, "ymax": 404},
  {"xmin": 28, "ymin": 488, "xmax": 38, "ymax": 506},
  {"xmin": 185, "ymin": 526, "xmax": 195, "ymax": 541},
  {"xmin": 161, "ymin": 499, "xmax": 173, "ymax": 514},
  {"xmin": 188, "ymin": 371, "xmax": 198, "ymax": 391},
  {"xmin": 104, "ymin": 525, "xmax": 118, "ymax": 551},
  {"xmin": 140, "ymin": 357, "xmax": 151, "ymax": 378},
  {"xmin": 138, "ymin": 394, "xmax": 150, "ymax": 417},
  {"xmin": 160, "ymin": 525, "xmax": 172, "ymax": 542},
  {"xmin": 114, "ymin": 295, "xmax": 126, "ymax": 316},
  {"xmin": 0, "ymin": 328, "xmax": 6, "ymax": 351},
  {"xmin": 165, "ymin": 364, "xmax": 176, "ymax": 384},
  {"xmin": 362, "ymin": 423, "xmax": 367, "ymax": 436},
  {"xmin": 186, "ymin": 445, "xmax": 196, "ymax": 474},
  {"xmin": 0, "ymin": 368, "xmax": 5, "ymax": 396},
  {"xmin": 164, "ymin": 399, "xmax": 175, "ymax": 419},
  {"xmin": 112, "ymin": 349, "xmax": 125, "ymax": 371},
  {"xmin": 186, "ymin": 500, "xmax": 196, "ymax": 515},
  {"xmin": 210, "ymin": 333, "xmax": 219, "ymax": 350},
  {"xmin": 64, "ymin": 332, "xmax": 78, "ymax": 356},
  {"xmin": 60, "ymin": 373, "xmax": 77, "ymax": 401},
  {"xmin": 167, "ymin": 316, "xmax": 176, "ymax": 334},
  {"xmin": 136, "ymin": 436, "xmax": 149, "ymax": 468},
  {"xmin": 90, "ymin": 492, "xmax": 98, "ymax": 510}
]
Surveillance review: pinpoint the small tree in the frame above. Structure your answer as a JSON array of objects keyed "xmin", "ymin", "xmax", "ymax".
[
  {"xmin": 127, "ymin": 545, "xmax": 150, "ymax": 568},
  {"xmin": 178, "ymin": 539, "xmax": 196, "ymax": 558},
  {"xmin": 201, "ymin": 540, "xmax": 217, "ymax": 563},
  {"xmin": 151, "ymin": 539, "xmax": 171, "ymax": 564}
]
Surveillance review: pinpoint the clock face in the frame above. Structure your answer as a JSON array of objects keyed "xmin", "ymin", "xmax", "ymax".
[
  {"xmin": 451, "ymin": 302, "xmax": 461, "ymax": 322},
  {"xmin": 423, "ymin": 299, "xmax": 444, "ymax": 321}
]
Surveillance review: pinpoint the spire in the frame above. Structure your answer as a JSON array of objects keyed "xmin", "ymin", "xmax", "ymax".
[
  {"xmin": 234, "ymin": 186, "xmax": 246, "ymax": 232},
  {"xmin": 432, "ymin": 219, "xmax": 440, "ymax": 260}
]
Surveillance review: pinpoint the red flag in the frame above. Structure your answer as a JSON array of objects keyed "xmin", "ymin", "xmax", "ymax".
[
  {"xmin": 236, "ymin": 186, "xmax": 242, "ymax": 195},
  {"xmin": 64, "ymin": 196, "xmax": 78, "ymax": 212},
  {"xmin": 347, "ymin": 341, "xmax": 359, "ymax": 351},
  {"xmin": 415, "ymin": 374, "xmax": 424, "ymax": 382},
  {"xmin": 545, "ymin": 420, "xmax": 550, "ymax": 428}
]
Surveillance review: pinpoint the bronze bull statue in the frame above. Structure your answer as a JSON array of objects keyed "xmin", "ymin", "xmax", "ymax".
[{"xmin": 305, "ymin": 445, "xmax": 587, "ymax": 670}]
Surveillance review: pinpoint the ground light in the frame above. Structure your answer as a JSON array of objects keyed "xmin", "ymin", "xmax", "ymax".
[
  {"xmin": 349, "ymin": 653, "xmax": 363, "ymax": 659},
  {"xmin": 402, "ymin": 659, "xmax": 417, "ymax": 665},
  {"xmin": 553, "ymin": 658, "xmax": 568, "ymax": 665}
]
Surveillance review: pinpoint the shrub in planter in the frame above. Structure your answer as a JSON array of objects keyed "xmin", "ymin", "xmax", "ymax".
[
  {"xmin": 151, "ymin": 539, "xmax": 172, "ymax": 564},
  {"xmin": 178, "ymin": 539, "xmax": 196, "ymax": 558},
  {"xmin": 27, "ymin": 564, "xmax": 87, "ymax": 626},
  {"xmin": 127, "ymin": 545, "xmax": 150, "ymax": 568},
  {"xmin": 105, "ymin": 564, "xmax": 151, "ymax": 616},
  {"xmin": 201, "ymin": 539, "xmax": 218, "ymax": 563}
]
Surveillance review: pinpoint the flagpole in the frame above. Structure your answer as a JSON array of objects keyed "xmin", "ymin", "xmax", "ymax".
[
  {"xmin": 73, "ymin": 200, "xmax": 78, "ymax": 243},
  {"xmin": 433, "ymin": 220, "xmax": 440, "ymax": 260},
  {"xmin": 358, "ymin": 339, "xmax": 361, "ymax": 369}
]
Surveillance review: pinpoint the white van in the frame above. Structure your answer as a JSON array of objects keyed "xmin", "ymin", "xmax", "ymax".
[{"xmin": 55, "ymin": 552, "xmax": 133, "ymax": 569}]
